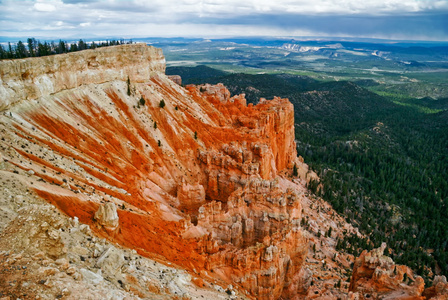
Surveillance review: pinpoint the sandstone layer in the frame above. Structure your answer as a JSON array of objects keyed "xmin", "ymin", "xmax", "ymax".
[
  {"xmin": 0, "ymin": 44, "xmax": 314, "ymax": 299},
  {"xmin": 0, "ymin": 170, "xmax": 249, "ymax": 300},
  {"xmin": 0, "ymin": 44, "xmax": 165, "ymax": 110}
]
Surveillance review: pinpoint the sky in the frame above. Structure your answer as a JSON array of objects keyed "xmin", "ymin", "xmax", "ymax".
[{"xmin": 1, "ymin": 0, "xmax": 448, "ymax": 41}]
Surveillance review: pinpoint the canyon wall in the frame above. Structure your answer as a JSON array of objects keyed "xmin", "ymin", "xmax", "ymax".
[
  {"xmin": 0, "ymin": 44, "xmax": 165, "ymax": 110},
  {"xmin": 0, "ymin": 44, "xmax": 309, "ymax": 299}
]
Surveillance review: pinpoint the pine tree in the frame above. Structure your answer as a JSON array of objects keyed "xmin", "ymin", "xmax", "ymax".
[
  {"xmin": 37, "ymin": 41, "xmax": 50, "ymax": 56},
  {"xmin": 293, "ymin": 163, "xmax": 298, "ymax": 177},
  {"xmin": 7, "ymin": 42, "xmax": 14, "ymax": 58},
  {"xmin": 0, "ymin": 44, "xmax": 6, "ymax": 59},
  {"xmin": 335, "ymin": 279, "xmax": 341, "ymax": 288},
  {"xmin": 69, "ymin": 43, "xmax": 78, "ymax": 52},
  {"xmin": 27, "ymin": 38, "xmax": 36, "ymax": 57},
  {"xmin": 16, "ymin": 41, "xmax": 27, "ymax": 58},
  {"xmin": 78, "ymin": 39, "xmax": 86, "ymax": 50},
  {"xmin": 58, "ymin": 40, "xmax": 66, "ymax": 54}
]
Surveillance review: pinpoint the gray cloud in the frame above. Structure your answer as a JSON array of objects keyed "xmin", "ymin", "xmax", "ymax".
[
  {"xmin": 190, "ymin": 12, "xmax": 448, "ymax": 39},
  {"xmin": 0, "ymin": 0, "xmax": 447, "ymax": 41}
]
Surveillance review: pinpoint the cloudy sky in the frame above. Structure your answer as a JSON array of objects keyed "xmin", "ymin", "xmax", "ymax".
[{"xmin": 1, "ymin": 0, "xmax": 447, "ymax": 41}]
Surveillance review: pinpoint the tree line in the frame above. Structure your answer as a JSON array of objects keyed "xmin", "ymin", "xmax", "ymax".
[{"xmin": 0, "ymin": 38, "xmax": 134, "ymax": 60}]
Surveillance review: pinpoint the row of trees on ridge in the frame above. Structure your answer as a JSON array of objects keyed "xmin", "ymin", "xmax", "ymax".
[{"xmin": 0, "ymin": 38, "xmax": 134, "ymax": 59}]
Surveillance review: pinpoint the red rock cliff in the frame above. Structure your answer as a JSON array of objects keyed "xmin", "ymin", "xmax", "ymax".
[{"xmin": 0, "ymin": 44, "xmax": 308, "ymax": 299}]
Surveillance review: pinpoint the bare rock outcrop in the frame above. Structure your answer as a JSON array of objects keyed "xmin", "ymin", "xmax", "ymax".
[
  {"xmin": 0, "ymin": 43, "xmax": 165, "ymax": 110},
  {"xmin": 168, "ymin": 75, "xmax": 182, "ymax": 85},
  {"xmin": 423, "ymin": 276, "xmax": 448, "ymax": 299},
  {"xmin": 192, "ymin": 179, "xmax": 307, "ymax": 299},
  {"xmin": 94, "ymin": 203, "xmax": 119, "ymax": 231},
  {"xmin": 349, "ymin": 243, "xmax": 425, "ymax": 299},
  {"xmin": 177, "ymin": 179, "xmax": 206, "ymax": 212},
  {"xmin": 95, "ymin": 246, "xmax": 125, "ymax": 276}
]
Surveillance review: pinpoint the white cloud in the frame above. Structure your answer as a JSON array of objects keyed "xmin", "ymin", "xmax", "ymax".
[{"xmin": 33, "ymin": 2, "xmax": 56, "ymax": 12}]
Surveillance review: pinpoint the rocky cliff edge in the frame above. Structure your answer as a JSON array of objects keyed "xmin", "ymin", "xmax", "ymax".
[{"xmin": 0, "ymin": 44, "xmax": 165, "ymax": 110}]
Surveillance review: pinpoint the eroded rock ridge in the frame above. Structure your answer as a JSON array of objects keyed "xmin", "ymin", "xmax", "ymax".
[
  {"xmin": 0, "ymin": 44, "xmax": 311, "ymax": 299},
  {"xmin": 0, "ymin": 44, "xmax": 165, "ymax": 110}
]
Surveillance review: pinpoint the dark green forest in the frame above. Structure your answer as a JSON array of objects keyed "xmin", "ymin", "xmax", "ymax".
[
  {"xmin": 167, "ymin": 65, "xmax": 448, "ymax": 283},
  {"xmin": 0, "ymin": 38, "xmax": 132, "ymax": 59}
]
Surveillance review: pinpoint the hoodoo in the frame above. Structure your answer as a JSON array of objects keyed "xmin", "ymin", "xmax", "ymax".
[{"xmin": 0, "ymin": 44, "xmax": 315, "ymax": 299}]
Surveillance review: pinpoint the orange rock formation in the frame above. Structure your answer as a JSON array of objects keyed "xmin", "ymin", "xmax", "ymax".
[
  {"xmin": 349, "ymin": 243, "xmax": 426, "ymax": 300},
  {"xmin": 0, "ymin": 44, "xmax": 312, "ymax": 299}
]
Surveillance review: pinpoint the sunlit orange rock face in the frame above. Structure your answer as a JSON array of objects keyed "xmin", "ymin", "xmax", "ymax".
[
  {"xmin": 0, "ymin": 44, "xmax": 308, "ymax": 299},
  {"xmin": 349, "ymin": 243, "xmax": 425, "ymax": 300},
  {"xmin": 423, "ymin": 276, "xmax": 448, "ymax": 300}
]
